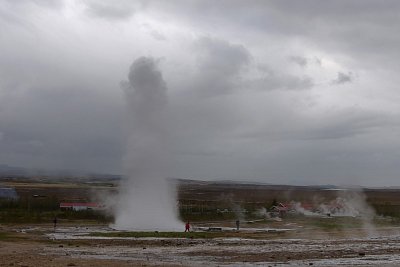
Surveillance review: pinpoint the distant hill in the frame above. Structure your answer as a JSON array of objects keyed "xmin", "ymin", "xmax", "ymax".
[
  {"xmin": 0, "ymin": 164, "xmax": 121, "ymax": 183},
  {"xmin": 0, "ymin": 164, "xmax": 27, "ymax": 176},
  {"xmin": 174, "ymin": 178, "xmax": 340, "ymax": 191},
  {"xmin": 1, "ymin": 165, "xmax": 395, "ymax": 190}
]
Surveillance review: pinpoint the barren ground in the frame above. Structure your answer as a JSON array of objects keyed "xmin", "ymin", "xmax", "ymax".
[{"xmin": 2, "ymin": 221, "xmax": 400, "ymax": 267}]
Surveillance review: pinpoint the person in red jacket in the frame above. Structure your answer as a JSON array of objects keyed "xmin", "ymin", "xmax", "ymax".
[{"xmin": 185, "ymin": 221, "xmax": 190, "ymax": 232}]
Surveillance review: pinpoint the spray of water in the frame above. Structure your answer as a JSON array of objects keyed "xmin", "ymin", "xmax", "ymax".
[{"xmin": 113, "ymin": 57, "xmax": 181, "ymax": 231}]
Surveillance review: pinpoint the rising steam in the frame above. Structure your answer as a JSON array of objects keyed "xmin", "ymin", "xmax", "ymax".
[{"xmin": 113, "ymin": 57, "xmax": 181, "ymax": 230}]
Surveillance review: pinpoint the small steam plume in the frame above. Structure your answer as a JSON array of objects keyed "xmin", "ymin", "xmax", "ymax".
[
  {"xmin": 255, "ymin": 207, "xmax": 270, "ymax": 219},
  {"xmin": 337, "ymin": 190, "xmax": 377, "ymax": 237},
  {"xmin": 113, "ymin": 57, "xmax": 181, "ymax": 230},
  {"xmin": 219, "ymin": 193, "xmax": 245, "ymax": 220},
  {"xmin": 231, "ymin": 202, "xmax": 245, "ymax": 221},
  {"xmin": 290, "ymin": 190, "xmax": 377, "ymax": 237}
]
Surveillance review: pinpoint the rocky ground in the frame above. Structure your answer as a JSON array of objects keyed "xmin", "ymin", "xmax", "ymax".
[{"xmin": 2, "ymin": 223, "xmax": 400, "ymax": 266}]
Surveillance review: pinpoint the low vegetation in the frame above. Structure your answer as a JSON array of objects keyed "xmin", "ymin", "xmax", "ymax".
[
  {"xmin": 0, "ymin": 198, "xmax": 112, "ymax": 223},
  {"xmin": 2, "ymin": 180, "xmax": 400, "ymax": 226},
  {"xmin": 88, "ymin": 230, "xmax": 287, "ymax": 239}
]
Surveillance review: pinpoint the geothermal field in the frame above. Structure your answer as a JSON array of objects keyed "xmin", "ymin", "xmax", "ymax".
[{"xmin": 2, "ymin": 177, "xmax": 400, "ymax": 266}]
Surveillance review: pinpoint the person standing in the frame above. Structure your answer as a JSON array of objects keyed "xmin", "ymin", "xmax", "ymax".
[
  {"xmin": 236, "ymin": 220, "xmax": 240, "ymax": 231},
  {"xmin": 185, "ymin": 221, "xmax": 190, "ymax": 232},
  {"xmin": 53, "ymin": 216, "xmax": 57, "ymax": 230}
]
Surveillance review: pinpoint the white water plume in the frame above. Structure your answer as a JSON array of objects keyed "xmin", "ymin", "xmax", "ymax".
[{"xmin": 113, "ymin": 57, "xmax": 181, "ymax": 231}]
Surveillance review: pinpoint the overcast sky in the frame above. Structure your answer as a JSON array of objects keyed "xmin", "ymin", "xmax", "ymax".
[{"xmin": 1, "ymin": 0, "xmax": 400, "ymax": 186}]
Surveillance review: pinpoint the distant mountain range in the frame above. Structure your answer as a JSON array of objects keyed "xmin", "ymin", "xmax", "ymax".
[
  {"xmin": 0, "ymin": 164, "xmax": 121, "ymax": 181},
  {"xmin": 1, "ymin": 164, "xmax": 397, "ymax": 190},
  {"xmin": 0, "ymin": 164, "xmax": 27, "ymax": 176}
]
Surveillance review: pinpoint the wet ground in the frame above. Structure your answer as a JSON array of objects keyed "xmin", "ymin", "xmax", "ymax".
[{"xmin": 2, "ymin": 223, "xmax": 400, "ymax": 266}]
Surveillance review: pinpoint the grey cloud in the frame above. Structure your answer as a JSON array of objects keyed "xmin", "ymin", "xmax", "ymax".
[
  {"xmin": 189, "ymin": 38, "xmax": 314, "ymax": 94},
  {"xmin": 300, "ymin": 112, "xmax": 389, "ymax": 140},
  {"xmin": 238, "ymin": 109, "xmax": 396, "ymax": 142},
  {"xmin": 0, "ymin": 0, "xmax": 63, "ymax": 27},
  {"xmin": 2, "ymin": 1, "xmax": 400, "ymax": 186},
  {"xmin": 141, "ymin": 24, "xmax": 167, "ymax": 41},
  {"xmin": 331, "ymin": 72, "xmax": 353, "ymax": 85},
  {"xmin": 289, "ymin": 56, "xmax": 307, "ymax": 67},
  {"xmin": 4, "ymin": 0, "xmax": 64, "ymax": 9},
  {"xmin": 84, "ymin": 0, "xmax": 136, "ymax": 20},
  {"xmin": 147, "ymin": 1, "xmax": 400, "ymax": 68},
  {"xmin": 314, "ymin": 57, "xmax": 322, "ymax": 66},
  {"xmin": 31, "ymin": 0, "xmax": 64, "ymax": 9},
  {"xmin": 0, "ymin": 1, "xmax": 51, "ymax": 28},
  {"xmin": 190, "ymin": 37, "xmax": 250, "ymax": 96},
  {"xmin": 150, "ymin": 30, "xmax": 166, "ymax": 41},
  {"xmin": 0, "ymin": 83, "xmax": 124, "ymax": 173},
  {"xmin": 195, "ymin": 37, "xmax": 250, "ymax": 76},
  {"xmin": 247, "ymin": 72, "xmax": 314, "ymax": 91}
]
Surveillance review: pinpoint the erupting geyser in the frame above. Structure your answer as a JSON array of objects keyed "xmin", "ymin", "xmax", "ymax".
[{"xmin": 113, "ymin": 57, "xmax": 181, "ymax": 230}]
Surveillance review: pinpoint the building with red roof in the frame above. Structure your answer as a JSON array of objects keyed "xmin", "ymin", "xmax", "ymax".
[{"xmin": 59, "ymin": 202, "xmax": 103, "ymax": 211}]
